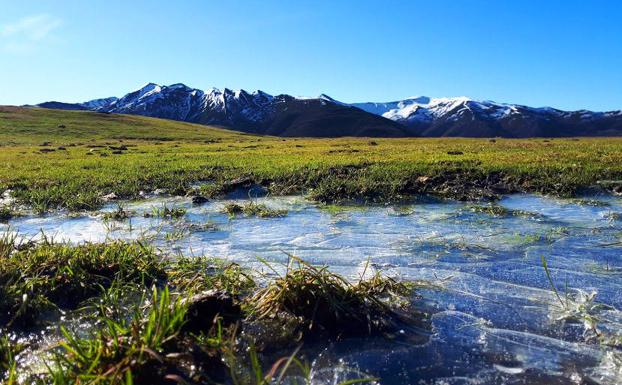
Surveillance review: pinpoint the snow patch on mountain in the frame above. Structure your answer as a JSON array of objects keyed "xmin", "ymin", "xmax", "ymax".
[
  {"xmin": 80, "ymin": 97, "xmax": 118, "ymax": 110},
  {"xmin": 34, "ymin": 82, "xmax": 622, "ymax": 138},
  {"xmin": 351, "ymin": 96, "xmax": 571, "ymax": 124}
]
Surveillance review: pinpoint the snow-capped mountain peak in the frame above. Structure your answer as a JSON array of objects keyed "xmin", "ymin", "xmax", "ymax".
[
  {"xmin": 404, "ymin": 96, "xmax": 431, "ymax": 104},
  {"xmin": 80, "ymin": 97, "xmax": 118, "ymax": 110},
  {"xmin": 34, "ymin": 83, "xmax": 622, "ymax": 138},
  {"xmin": 136, "ymin": 82, "xmax": 162, "ymax": 96}
]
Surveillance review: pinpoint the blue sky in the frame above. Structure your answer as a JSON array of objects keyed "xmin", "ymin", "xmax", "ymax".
[{"xmin": 1, "ymin": 0, "xmax": 620, "ymax": 110}]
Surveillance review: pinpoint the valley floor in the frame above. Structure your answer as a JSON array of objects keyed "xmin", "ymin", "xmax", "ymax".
[{"xmin": 1, "ymin": 107, "xmax": 622, "ymax": 213}]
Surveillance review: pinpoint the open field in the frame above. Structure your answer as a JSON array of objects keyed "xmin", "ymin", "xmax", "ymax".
[
  {"xmin": 2, "ymin": 107, "xmax": 622, "ymax": 384},
  {"xmin": 1, "ymin": 106, "xmax": 622, "ymax": 212}
]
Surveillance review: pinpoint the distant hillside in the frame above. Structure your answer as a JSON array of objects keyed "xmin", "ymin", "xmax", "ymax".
[
  {"xmin": 33, "ymin": 83, "xmax": 622, "ymax": 138},
  {"xmin": 0, "ymin": 106, "xmax": 246, "ymax": 145}
]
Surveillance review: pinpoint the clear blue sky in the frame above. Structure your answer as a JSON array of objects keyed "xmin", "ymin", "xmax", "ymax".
[{"xmin": 1, "ymin": 0, "xmax": 620, "ymax": 110}]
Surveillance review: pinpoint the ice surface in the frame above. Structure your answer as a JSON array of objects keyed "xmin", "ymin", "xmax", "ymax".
[{"xmin": 3, "ymin": 194, "xmax": 621, "ymax": 384}]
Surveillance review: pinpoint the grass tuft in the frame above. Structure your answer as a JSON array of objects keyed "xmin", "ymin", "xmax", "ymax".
[
  {"xmin": 49, "ymin": 287, "xmax": 188, "ymax": 384},
  {"xmin": 0, "ymin": 240, "xmax": 164, "ymax": 328},
  {"xmin": 144, "ymin": 204, "xmax": 187, "ymax": 219},
  {"xmin": 223, "ymin": 201, "xmax": 287, "ymax": 218},
  {"xmin": 167, "ymin": 257, "xmax": 255, "ymax": 295},
  {"xmin": 102, "ymin": 204, "xmax": 135, "ymax": 221},
  {"xmin": 0, "ymin": 206, "xmax": 18, "ymax": 223},
  {"xmin": 248, "ymin": 256, "xmax": 414, "ymax": 337}
]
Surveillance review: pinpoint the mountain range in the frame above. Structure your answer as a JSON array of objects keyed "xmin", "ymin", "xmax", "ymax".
[{"xmin": 34, "ymin": 83, "xmax": 622, "ymax": 137}]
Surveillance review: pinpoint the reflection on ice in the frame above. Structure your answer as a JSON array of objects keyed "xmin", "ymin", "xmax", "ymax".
[{"xmin": 2, "ymin": 194, "xmax": 622, "ymax": 384}]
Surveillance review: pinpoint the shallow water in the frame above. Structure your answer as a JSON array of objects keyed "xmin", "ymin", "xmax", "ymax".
[{"xmin": 3, "ymin": 194, "xmax": 622, "ymax": 384}]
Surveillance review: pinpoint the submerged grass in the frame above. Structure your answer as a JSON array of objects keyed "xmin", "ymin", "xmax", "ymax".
[
  {"xmin": 223, "ymin": 201, "xmax": 288, "ymax": 218},
  {"xmin": 101, "ymin": 204, "xmax": 134, "ymax": 221},
  {"xmin": 541, "ymin": 255, "xmax": 615, "ymax": 342},
  {"xmin": 144, "ymin": 204, "xmax": 187, "ymax": 219},
  {"xmin": 467, "ymin": 204, "xmax": 542, "ymax": 218}
]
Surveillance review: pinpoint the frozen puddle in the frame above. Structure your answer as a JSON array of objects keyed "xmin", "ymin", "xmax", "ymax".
[{"xmin": 3, "ymin": 194, "xmax": 622, "ymax": 384}]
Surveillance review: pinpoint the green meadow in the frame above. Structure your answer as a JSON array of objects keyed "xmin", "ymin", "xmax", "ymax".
[{"xmin": 1, "ymin": 106, "xmax": 622, "ymax": 212}]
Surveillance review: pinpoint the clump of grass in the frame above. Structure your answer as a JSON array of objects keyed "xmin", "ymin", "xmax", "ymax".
[
  {"xmin": 164, "ymin": 227, "xmax": 190, "ymax": 241},
  {"xmin": 49, "ymin": 287, "xmax": 188, "ymax": 384},
  {"xmin": 198, "ymin": 182, "xmax": 227, "ymax": 199},
  {"xmin": 223, "ymin": 202, "xmax": 244, "ymax": 216},
  {"xmin": 572, "ymin": 198, "xmax": 610, "ymax": 207},
  {"xmin": 102, "ymin": 204, "xmax": 134, "ymax": 221},
  {"xmin": 144, "ymin": 204, "xmax": 187, "ymax": 219},
  {"xmin": 0, "ymin": 206, "xmax": 18, "ymax": 223},
  {"xmin": 167, "ymin": 257, "xmax": 255, "ymax": 295},
  {"xmin": 47, "ymin": 287, "xmax": 324, "ymax": 385},
  {"xmin": 2, "ymin": 242, "xmax": 393, "ymax": 384},
  {"xmin": 17, "ymin": 185, "xmax": 103, "ymax": 214},
  {"xmin": 319, "ymin": 204, "xmax": 368, "ymax": 216},
  {"xmin": 468, "ymin": 204, "xmax": 510, "ymax": 217},
  {"xmin": 468, "ymin": 204, "xmax": 542, "ymax": 218},
  {"xmin": 186, "ymin": 221, "xmax": 219, "ymax": 232},
  {"xmin": 0, "ymin": 240, "xmax": 164, "ymax": 328},
  {"xmin": 389, "ymin": 206, "xmax": 415, "ymax": 217},
  {"xmin": 248, "ymin": 257, "xmax": 414, "ymax": 337},
  {"xmin": 0, "ymin": 231, "xmax": 20, "ymax": 259},
  {"xmin": 503, "ymin": 232, "xmax": 545, "ymax": 247},
  {"xmin": 223, "ymin": 201, "xmax": 287, "ymax": 218}
]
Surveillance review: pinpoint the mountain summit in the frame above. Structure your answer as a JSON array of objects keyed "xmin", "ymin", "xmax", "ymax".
[{"xmin": 35, "ymin": 83, "xmax": 622, "ymax": 137}]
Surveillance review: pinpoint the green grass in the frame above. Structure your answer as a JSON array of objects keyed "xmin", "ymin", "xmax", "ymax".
[
  {"xmin": 2, "ymin": 107, "xmax": 622, "ymax": 211},
  {"xmin": 2, "ymin": 240, "xmax": 390, "ymax": 384},
  {"xmin": 143, "ymin": 204, "xmax": 187, "ymax": 219},
  {"xmin": 0, "ymin": 334, "xmax": 19, "ymax": 383},
  {"xmin": 0, "ymin": 238, "xmax": 164, "ymax": 328},
  {"xmin": 47, "ymin": 285, "xmax": 374, "ymax": 385},
  {"xmin": 0, "ymin": 206, "xmax": 18, "ymax": 223},
  {"xmin": 223, "ymin": 201, "xmax": 288, "ymax": 218},
  {"xmin": 466, "ymin": 204, "xmax": 542, "ymax": 218},
  {"xmin": 0, "ymin": 106, "xmax": 240, "ymax": 145},
  {"xmin": 101, "ymin": 204, "xmax": 134, "ymax": 221},
  {"xmin": 167, "ymin": 257, "xmax": 255, "ymax": 295},
  {"xmin": 248, "ymin": 256, "xmax": 415, "ymax": 337},
  {"xmin": 50, "ymin": 287, "xmax": 188, "ymax": 384}
]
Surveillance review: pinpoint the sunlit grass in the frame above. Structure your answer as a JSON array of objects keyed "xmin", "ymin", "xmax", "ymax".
[
  {"xmin": 248, "ymin": 256, "xmax": 416, "ymax": 337},
  {"xmin": 0, "ymin": 237, "xmax": 164, "ymax": 328},
  {"xmin": 1, "ymin": 239, "xmax": 389, "ymax": 384},
  {"xmin": 223, "ymin": 201, "xmax": 288, "ymax": 218},
  {"xmin": 2, "ymin": 108, "xmax": 622, "ymax": 212}
]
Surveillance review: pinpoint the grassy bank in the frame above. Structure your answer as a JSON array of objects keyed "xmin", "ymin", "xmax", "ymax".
[
  {"xmin": 0, "ymin": 236, "xmax": 417, "ymax": 384},
  {"xmin": 2, "ymin": 106, "xmax": 622, "ymax": 211}
]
